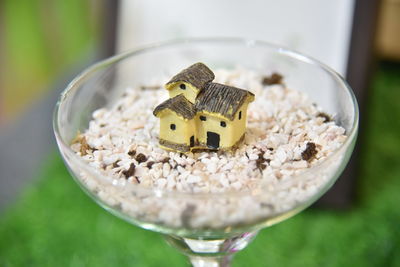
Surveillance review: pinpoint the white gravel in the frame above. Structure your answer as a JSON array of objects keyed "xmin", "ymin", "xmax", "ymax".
[{"xmin": 69, "ymin": 68, "xmax": 348, "ymax": 230}]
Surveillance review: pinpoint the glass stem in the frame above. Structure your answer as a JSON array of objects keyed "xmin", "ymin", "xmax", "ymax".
[
  {"xmin": 189, "ymin": 255, "xmax": 233, "ymax": 267},
  {"xmin": 164, "ymin": 231, "xmax": 258, "ymax": 267}
]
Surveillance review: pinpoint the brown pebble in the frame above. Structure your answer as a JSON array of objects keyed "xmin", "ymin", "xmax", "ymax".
[
  {"xmin": 122, "ymin": 163, "xmax": 136, "ymax": 178},
  {"xmin": 78, "ymin": 136, "xmax": 91, "ymax": 156},
  {"xmin": 316, "ymin": 112, "xmax": 332, "ymax": 123},
  {"xmin": 301, "ymin": 142, "xmax": 318, "ymax": 161},
  {"xmin": 255, "ymin": 151, "xmax": 269, "ymax": 171},
  {"xmin": 160, "ymin": 157, "xmax": 170, "ymax": 164},
  {"xmin": 112, "ymin": 160, "xmax": 120, "ymax": 168},
  {"xmin": 146, "ymin": 161, "xmax": 155, "ymax": 168},
  {"xmin": 173, "ymin": 164, "xmax": 180, "ymax": 170},
  {"xmin": 135, "ymin": 153, "xmax": 147, "ymax": 163},
  {"xmin": 128, "ymin": 150, "xmax": 136, "ymax": 157},
  {"xmin": 257, "ymin": 163, "xmax": 267, "ymax": 171},
  {"xmin": 262, "ymin": 73, "xmax": 283, "ymax": 86}
]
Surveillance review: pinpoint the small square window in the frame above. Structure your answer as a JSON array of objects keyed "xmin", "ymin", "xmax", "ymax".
[
  {"xmin": 239, "ymin": 111, "xmax": 242, "ymax": 120},
  {"xmin": 200, "ymin": 116, "xmax": 206, "ymax": 121},
  {"xmin": 179, "ymin": 84, "xmax": 186, "ymax": 90},
  {"xmin": 170, "ymin": 124, "xmax": 176, "ymax": 130},
  {"xmin": 220, "ymin": 121, "xmax": 226, "ymax": 127}
]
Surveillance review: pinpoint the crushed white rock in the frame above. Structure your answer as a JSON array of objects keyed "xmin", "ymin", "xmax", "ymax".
[{"xmin": 70, "ymin": 68, "xmax": 348, "ymax": 230}]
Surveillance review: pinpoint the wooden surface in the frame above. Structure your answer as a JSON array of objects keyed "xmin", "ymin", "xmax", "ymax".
[
  {"xmin": 317, "ymin": 0, "xmax": 381, "ymax": 208},
  {"xmin": 376, "ymin": 0, "xmax": 400, "ymax": 60}
]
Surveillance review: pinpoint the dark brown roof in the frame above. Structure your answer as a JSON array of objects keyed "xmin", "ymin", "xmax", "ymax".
[
  {"xmin": 195, "ymin": 83, "xmax": 255, "ymax": 120},
  {"xmin": 153, "ymin": 94, "xmax": 196, "ymax": 120},
  {"xmin": 165, "ymin": 63, "xmax": 215, "ymax": 90}
]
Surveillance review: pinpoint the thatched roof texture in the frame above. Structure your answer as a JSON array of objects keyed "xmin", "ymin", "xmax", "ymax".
[
  {"xmin": 153, "ymin": 94, "xmax": 196, "ymax": 120},
  {"xmin": 195, "ymin": 83, "xmax": 255, "ymax": 120},
  {"xmin": 165, "ymin": 62, "xmax": 215, "ymax": 91}
]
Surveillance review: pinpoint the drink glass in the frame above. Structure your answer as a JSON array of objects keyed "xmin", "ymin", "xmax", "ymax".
[{"xmin": 53, "ymin": 38, "xmax": 358, "ymax": 266}]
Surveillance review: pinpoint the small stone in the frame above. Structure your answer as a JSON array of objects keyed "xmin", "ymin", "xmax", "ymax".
[
  {"xmin": 122, "ymin": 163, "xmax": 135, "ymax": 178},
  {"xmin": 270, "ymin": 160, "xmax": 282, "ymax": 168},
  {"xmin": 317, "ymin": 112, "xmax": 331, "ymax": 122},
  {"xmin": 207, "ymin": 162, "xmax": 218, "ymax": 173},
  {"xmin": 135, "ymin": 166, "xmax": 147, "ymax": 176},
  {"xmin": 135, "ymin": 153, "xmax": 147, "ymax": 163},
  {"xmin": 77, "ymin": 136, "xmax": 92, "ymax": 156},
  {"xmin": 248, "ymin": 153, "xmax": 259, "ymax": 161},
  {"xmin": 162, "ymin": 163, "xmax": 171, "ymax": 177},
  {"xmin": 146, "ymin": 161, "xmax": 155, "ymax": 168},
  {"xmin": 255, "ymin": 150, "xmax": 269, "ymax": 171},
  {"xmin": 275, "ymin": 147, "xmax": 287, "ymax": 163},
  {"xmin": 301, "ymin": 142, "xmax": 318, "ymax": 161},
  {"xmin": 112, "ymin": 161, "xmax": 120, "ymax": 168},
  {"xmin": 160, "ymin": 157, "xmax": 170, "ymax": 164},
  {"xmin": 262, "ymin": 73, "xmax": 283, "ymax": 85}
]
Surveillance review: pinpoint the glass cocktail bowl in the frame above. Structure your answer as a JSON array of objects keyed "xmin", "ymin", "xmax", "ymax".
[{"xmin": 53, "ymin": 38, "xmax": 358, "ymax": 266}]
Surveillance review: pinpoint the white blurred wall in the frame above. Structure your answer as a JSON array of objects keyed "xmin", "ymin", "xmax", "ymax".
[{"xmin": 117, "ymin": 0, "xmax": 355, "ymax": 75}]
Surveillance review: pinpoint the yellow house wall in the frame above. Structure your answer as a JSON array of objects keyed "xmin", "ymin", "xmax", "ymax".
[
  {"xmin": 196, "ymin": 102, "xmax": 250, "ymax": 149},
  {"xmin": 230, "ymin": 103, "xmax": 249, "ymax": 144},
  {"xmin": 159, "ymin": 111, "xmax": 195, "ymax": 145},
  {"xmin": 168, "ymin": 82, "xmax": 199, "ymax": 104}
]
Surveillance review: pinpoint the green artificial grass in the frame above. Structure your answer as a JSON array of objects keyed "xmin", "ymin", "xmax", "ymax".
[{"xmin": 1, "ymin": 62, "xmax": 400, "ymax": 266}]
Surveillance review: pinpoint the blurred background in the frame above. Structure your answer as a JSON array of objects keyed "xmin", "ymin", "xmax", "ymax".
[{"xmin": 1, "ymin": 0, "xmax": 399, "ymax": 266}]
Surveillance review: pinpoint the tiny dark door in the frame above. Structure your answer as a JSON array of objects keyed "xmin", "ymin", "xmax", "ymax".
[
  {"xmin": 207, "ymin": 132, "xmax": 220, "ymax": 149},
  {"xmin": 190, "ymin": 135, "xmax": 195, "ymax": 147}
]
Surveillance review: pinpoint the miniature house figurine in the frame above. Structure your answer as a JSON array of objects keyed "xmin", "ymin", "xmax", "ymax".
[{"xmin": 153, "ymin": 63, "xmax": 254, "ymax": 153}]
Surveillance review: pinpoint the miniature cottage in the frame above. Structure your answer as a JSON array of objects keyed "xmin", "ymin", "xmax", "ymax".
[
  {"xmin": 153, "ymin": 94, "xmax": 196, "ymax": 152},
  {"xmin": 154, "ymin": 63, "xmax": 254, "ymax": 153},
  {"xmin": 194, "ymin": 82, "xmax": 254, "ymax": 150}
]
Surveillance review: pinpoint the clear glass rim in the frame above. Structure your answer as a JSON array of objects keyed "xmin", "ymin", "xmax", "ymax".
[{"xmin": 53, "ymin": 37, "xmax": 359, "ymax": 199}]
